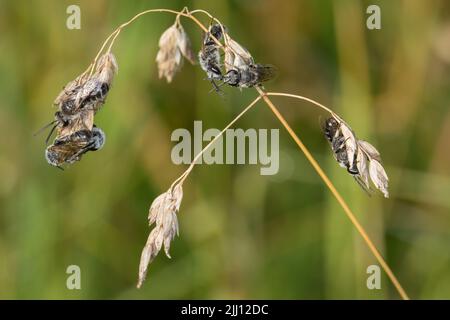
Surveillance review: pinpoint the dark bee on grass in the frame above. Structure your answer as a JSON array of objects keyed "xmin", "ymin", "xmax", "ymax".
[
  {"xmin": 323, "ymin": 117, "xmax": 375, "ymax": 194},
  {"xmin": 198, "ymin": 24, "xmax": 225, "ymax": 91},
  {"xmin": 38, "ymin": 53, "xmax": 117, "ymax": 146},
  {"xmin": 223, "ymin": 64, "xmax": 277, "ymax": 88},
  {"xmin": 45, "ymin": 126, "xmax": 105, "ymax": 169},
  {"xmin": 54, "ymin": 78, "xmax": 110, "ymax": 126},
  {"xmin": 323, "ymin": 117, "xmax": 358, "ymax": 174}
]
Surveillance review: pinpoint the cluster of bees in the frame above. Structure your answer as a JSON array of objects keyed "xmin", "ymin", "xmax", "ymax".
[
  {"xmin": 42, "ymin": 25, "xmax": 274, "ymax": 169},
  {"xmin": 198, "ymin": 24, "xmax": 277, "ymax": 91},
  {"xmin": 43, "ymin": 53, "xmax": 118, "ymax": 169}
]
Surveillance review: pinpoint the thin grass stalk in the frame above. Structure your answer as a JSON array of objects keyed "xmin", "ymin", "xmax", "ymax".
[
  {"xmin": 255, "ymin": 86, "xmax": 409, "ymax": 300},
  {"xmin": 170, "ymin": 96, "xmax": 261, "ymax": 189}
]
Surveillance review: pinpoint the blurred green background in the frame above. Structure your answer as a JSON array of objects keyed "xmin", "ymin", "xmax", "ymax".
[{"xmin": 0, "ymin": 0, "xmax": 450, "ymax": 299}]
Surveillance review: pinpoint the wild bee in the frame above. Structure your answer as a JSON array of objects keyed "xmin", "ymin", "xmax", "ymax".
[
  {"xmin": 45, "ymin": 126, "xmax": 105, "ymax": 168},
  {"xmin": 223, "ymin": 63, "xmax": 277, "ymax": 88},
  {"xmin": 55, "ymin": 79, "xmax": 110, "ymax": 122},
  {"xmin": 76, "ymin": 79, "xmax": 110, "ymax": 112},
  {"xmin": 36, "ymin": 106, "xmax": 95, "ymax": 146},
  {"xmin": 198, "ymin": 24, "xmax": 225, "ymax": 90},
  {"xmin": 323, "ymin": 117, "xmax": 358, "ymax": 175},
  {"xmin": 323, "ymin": 117, "xmax": 371, "ymax": 195},
  {"xmin": 39, "ymin": 78, "xmax": 109, "ymax": 144},
  {"xmin": 55, "ymin": 108, "xmax": 95, "ymax": 138}
]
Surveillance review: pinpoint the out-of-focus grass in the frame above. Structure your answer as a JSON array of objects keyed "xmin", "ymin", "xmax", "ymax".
[{"xmin": 0, "ymin": 0, "xmax": 449, "ymax": 299}]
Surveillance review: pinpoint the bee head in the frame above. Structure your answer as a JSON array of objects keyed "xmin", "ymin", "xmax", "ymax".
[
  {"xmin": 91, "ymin": 127, "xmax": 106, "ymax": 151},
  {"xmin": 209, "ymin": 24, "xmax": 226, "ymax": 41},
  {"xmin": 325, "ymin": 117, "xmax": 339, "ymax": 129},
  {"xmin": 223, "ymin": 69, "xmax": 240, "ymax": 86},
  {"xmin": 323, "ymin": 117, "xmax": 340, "ymax": 142},
  {"xmin": 45, "ymin": 146, "xmax": 61, "ymax": 167}
]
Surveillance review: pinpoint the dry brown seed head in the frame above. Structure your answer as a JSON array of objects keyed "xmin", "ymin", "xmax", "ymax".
[
  {"xmin": 326, "ymin": 115, "xmax": 389, "ymax": 197},
  {"xmin": 95, "ymin": 52, "xmax": 118, "ymax": 85},
  {"xmin": 155, "ymin": 22, "xmax": 195, "ymax": 83},
  {"xmin": 177, "ymin": 26, "xmax": 196, "ymax": 65},
  {"xmin": 137, "ymin": 184, "xmax": 183, "ymax": 288},
  {"xmin": 356, "ymin": 147, "xmax": 370, "ymax": 189},
  {"xmin": 358, "ymin": 140, "xmax": 381, "ymax": 162},
  {"xmin": 368, "ymin": 159, "xmax": 389, "ymax": 198}
]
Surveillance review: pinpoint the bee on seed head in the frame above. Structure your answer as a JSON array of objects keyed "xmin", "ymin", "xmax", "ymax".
[
  {"xmin": 54, "ymin": 78, "xmax": 110, "ymax": 123},
  {"xmin": 45, "ymin": 126, "xmax": 105, "ymax": 169},
  {"xmin": 223, "ymin": 63, "xmax": 277, "ymax": 88},
  {"xmin": 46, "ymin": 53, "xmax": 117, "ymax": 141},
  {"xmin": 198, "ymin": 24, "xmax": 226, "ymax": 91},
  {"xmin": 323, "ymin": 117, "xmax": 358, "ymax": 175},
  {"xmin": 323, "ymin": 116, "xmax": 375, "ymax": 194}
]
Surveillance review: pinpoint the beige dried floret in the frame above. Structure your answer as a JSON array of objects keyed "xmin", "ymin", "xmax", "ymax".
[
  {"xmin": 156, "ymin": 22, "xmax": 196, "ymax": 83},
  {"xmin": 327, "ymin": 115, "xmax": 389, "ymax": 198},
  {"xmin": 137, "ymin": 184, "xmax": 183, "ymax": 288}
]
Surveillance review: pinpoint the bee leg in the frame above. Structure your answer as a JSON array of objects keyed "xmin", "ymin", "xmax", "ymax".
[
  {"xmin": 208, "ymin": 80, "xmax": 225, "ymax": 95},
  {"xmin": 56, "ymin": 165, "xmax": 64, "ymax": 171}
]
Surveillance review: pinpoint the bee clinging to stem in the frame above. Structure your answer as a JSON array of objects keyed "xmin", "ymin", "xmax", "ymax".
[
  {"xmin": 323, "ymin": 116, "xmax": 389, "ymax": 197},
  {"xmin": 323, "ymin": 117, "xmax": 358, "ymax": 174},
  {"xmin": 223, "ymin": 63, "xmax": 278, "ymax": 88},
  {"xmin": 198, "ymin": 23, "xmax": 225, "ymax": 91},
  {"xmin": 45, "ymin": 126, "xmax": 106, "ymax": 169}
]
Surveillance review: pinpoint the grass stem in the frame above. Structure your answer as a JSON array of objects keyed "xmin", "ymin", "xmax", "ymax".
[{"xmin": 256, "ymin": 86, "xmax": 409, "ymax": 300}]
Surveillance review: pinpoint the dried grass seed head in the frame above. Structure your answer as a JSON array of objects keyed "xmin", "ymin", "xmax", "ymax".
[
  {"xmin": 325, "ymin": 115, "xmax": 389, "ymax": 197},
  {"xmin": 156, "ymin": 22, "xmax": 195, "ymax": 83},
  {"xmin": 358, "ymin": 139, "xmax": 389, "ymax": 198},
  {"xmin": 137, "ymin": 184, "xmax": 183, "ymax": 288},
  {"xmin": 368, "ymin": 157, "xmax": 389, "ymax": 198},
  {"xmin": 95, "ymin": 52, "xmax": 119, "ymax": 85}
]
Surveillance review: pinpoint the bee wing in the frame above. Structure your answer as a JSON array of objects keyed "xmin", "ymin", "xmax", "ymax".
[
  {"xmin": 52, "ymin": 131, "xmax": 94, "ymax": 163},
  {"xmin": 253, "ymin": 64, "xmax": 278, "ymax": 83},
  {"xmin": 47, "ymin": 143, "xmax": 78, "ymax": 164}
]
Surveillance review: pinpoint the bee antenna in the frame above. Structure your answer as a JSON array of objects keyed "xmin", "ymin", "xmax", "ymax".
[
  {"xmin": 33, "ymin": 120, "xmax": 57, "ymax": 137},
  {"xmin": 44, "ymin": 124, "xmax": 58, "ymax": 145}
]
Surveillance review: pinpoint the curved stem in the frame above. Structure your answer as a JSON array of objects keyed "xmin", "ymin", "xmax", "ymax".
[
  {"xmin": 82, "ymin": 9, "xmax": 213, "ymax": 78},
  {"xmin": 256, "ymin": 87, "xmax": 409, "ymax": 300},
  {"xmin": 84, "ymin": 7, "xmax": 243, "ymax": 80},
  {"xmin": 170, "ymin": 95, "xmax": 262, "ymax": 190},
  {"xmin": 265, "ymin": 92, "xmax": 335, "ymax": 115}
]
